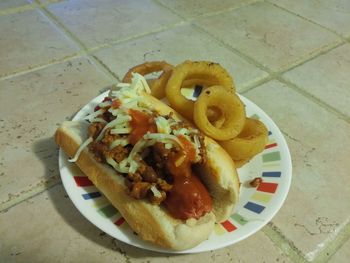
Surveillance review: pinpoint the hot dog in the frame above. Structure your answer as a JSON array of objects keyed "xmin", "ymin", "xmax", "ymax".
[{"xmin": 55, "ymin": 73, "xmax": 240, "ymax": 250}]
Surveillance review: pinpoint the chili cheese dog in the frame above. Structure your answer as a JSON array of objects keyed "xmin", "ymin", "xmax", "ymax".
[{"xmin": 55, "ymin": 73, "xmax": 240, "ymax": 250}]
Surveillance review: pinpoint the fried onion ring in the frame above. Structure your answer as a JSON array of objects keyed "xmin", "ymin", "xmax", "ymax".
[
  {"xmin": 219, "ymin": 118, "xmax": 268, "ymax": 164},
  {"xmin": 122, "ymin": 61, "xmax": 173, "ymax": 99},
  {"xmin": 181, "ymin": 78, "xmax": 217, "ymax": 89},
  {"xmin": 193, "ymin": 86, "xmax": 245, "ymax": 141},
  {"xmin": 166, "ymin": 61, "xmax": 235, "ymax": 120}
]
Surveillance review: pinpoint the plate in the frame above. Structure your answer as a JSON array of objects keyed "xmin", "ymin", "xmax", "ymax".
[{"xmin": 58, "ymin": 90, "xmax": 292, "ymax": 253}]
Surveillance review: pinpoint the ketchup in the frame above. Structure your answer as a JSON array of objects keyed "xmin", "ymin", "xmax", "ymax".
[
  {"xmin": 164, "ymin": 135, "xmax": 212, "ymax": 220},
  {"xmin": 165, "ymin": 174, "xmax": 212, "ymax": 220},
  {"xmin": 129, "ymin": 109, "xmax": 157, "ymax": 145}
]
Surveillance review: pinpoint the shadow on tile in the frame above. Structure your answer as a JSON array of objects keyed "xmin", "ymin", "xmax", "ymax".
[{"xmin": 33, "ymin": 136, "xmax": 179, "ymax": 258}]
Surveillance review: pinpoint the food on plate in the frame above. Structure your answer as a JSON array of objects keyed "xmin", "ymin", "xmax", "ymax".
[
  {"xmin": 165, "ymin": 61, "xmax": 235, "ymax": 120},
  {"xmin": 122, "ymin": 61, "xmax": 173, "ymax": 99},
  {"xmin": 249, "ymin": 177, "xmax": 263, "ymax": 187},
  {"xmin": 218, "ymin": 118, "xmax": 268, "ymax": 167},
  {"xmin": 193, "ymin": 86, "xmax": 246, "ymax": 141},
  {"xmin": 55, "ymin": 73, "xmax": 240, "ymax": 250}
]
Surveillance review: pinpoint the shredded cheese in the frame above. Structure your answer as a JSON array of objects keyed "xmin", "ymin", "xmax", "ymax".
[
  {"xmin": 109, "ymin": 138, "xmax": 129, "ymax": 149},
  {"xmin": 68, "ymin": 137, "xmax": 93, "ymax": 163},
  {"xmin": 84, "ymin": 108, "xmax": 104, "ymax": 122}
]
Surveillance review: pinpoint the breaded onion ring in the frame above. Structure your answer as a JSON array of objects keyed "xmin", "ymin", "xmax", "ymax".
[
  {"xmin": 166, "ymin": 61, "xmax": 235, "ymax": 120},
  {"xmin": 219, "ymin": 118, "xmax": 268, "ymax": 165},
  {"xmin": 234, "ymin": 159, "xmax": 250, "ymax": 168},
  {"xmin": 181, "ymin": 78, "xmax": 217, "ymax": 89},
  {"xmin": 122, "ymin": 61, "xmax": 173, "ymax": 99},
  {"xmin": 193, "ymin": 86, "xmax": 245, "ymax": 141}
]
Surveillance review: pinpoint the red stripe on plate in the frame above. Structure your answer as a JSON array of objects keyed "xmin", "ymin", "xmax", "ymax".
[
  {"xmin": 73, "ymin": 176, "xmax": 93, "ymax": 187},
  {"xmin": 257, "ymin": 182, "xmax": 278, "ymax": 193},
  {"xmin": 115, "ymin": 217, "xmax": 125, "ymax": 226},
  {"xmin": 221, "ymin": 220, "xmax": 237, "ymax": 232},
  {"xmin": 265, "ymin": 143, "xmax": 278, "ymax": 149}
]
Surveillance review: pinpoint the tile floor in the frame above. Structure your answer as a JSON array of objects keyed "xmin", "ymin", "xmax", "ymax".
[{"xmin": 1, "ymin": 0, "xmax": 349, "ymax": 262}]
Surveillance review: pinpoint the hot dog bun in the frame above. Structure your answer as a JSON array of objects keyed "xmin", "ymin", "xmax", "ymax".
[{"xmin": 55, "ymin": 91, "xmax": 240, "ymax": 250}]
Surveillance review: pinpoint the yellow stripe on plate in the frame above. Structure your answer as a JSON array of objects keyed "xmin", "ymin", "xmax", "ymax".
[{"xmin": 251, "ymin": 192, "xmax": 273, "ymax": 203}]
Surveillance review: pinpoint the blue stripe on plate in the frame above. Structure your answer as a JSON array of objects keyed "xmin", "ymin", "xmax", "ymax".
[
  {"xmin": 82, "ymin": 192, "xmax": 102, "ymax": 200},
  {"xmin": 244, "ymin": 202, "xmax": 265, "ymax": 214},
  {"xmin": 262, "ymin": 171, "xmax": 281, "ymax": 177},
  {"xmin": 268, "ymin": 131, "xmax": 272, "ymax": 136}
]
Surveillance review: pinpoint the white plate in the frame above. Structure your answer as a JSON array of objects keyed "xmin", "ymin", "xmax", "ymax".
[{"xmin": 58, "ymin": 91, "xmax": 292, "ymax": 253}]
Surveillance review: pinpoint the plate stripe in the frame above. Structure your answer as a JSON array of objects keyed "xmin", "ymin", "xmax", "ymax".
[
  {"xmin": 221, "ymin": 220, "xmax": 237, "ymax": 232},
  {"xmin": 74, "ymin": 176, "xmax": 93, "ymax": 187},
  {"xmin": 98, "ymin": 204, "xmax": 117, "ymax": 218},
  {"xmin": 231, "ymin": 213, "xmax": 248, "ymax": 225},
  {"xmin": 265, "ymin": 143, "xmax": 278, "ymax": 149},
  {"xmin": 257, "ymin": 182, "xmax": 278, "ymax": 193},
  {"xmin": 115, "ymin": 217, "xmax": 125, "ymax": 226},
  {"xmin": 262, "ymin": 171, "xmax": 281, "ymax": 177},
  {"xmin": 82, "ymin": 192, "xmax": 101, "ymax": 200},
  {"xmin": 244, "ymin": 202, "xmax": 265, "ymax": 214},
  {"xmin": 262, "ymin": 152, "xmax": 281, "ymax": 162},
  {"xmin": 251, "ymin": 192, "xmax": 273, "ymax": 203}
]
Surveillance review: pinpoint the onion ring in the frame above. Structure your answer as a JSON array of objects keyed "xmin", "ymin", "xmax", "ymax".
[
  {"xmin": 165, "ymin": 61, "xmax": 235, "ymax": 120},
  {"xmin": 193, "ymin": 86, "xmax": 245, "ymax": 141},
  {"xmin": 234, "ymin": 159, "xmax": 250, "ymax": 168},
  {"xmin": 219, "ymin": 118, "xmax": 268, "ymax": 164},
  {"xmin": 122, "ymin": 61, "xmax": 173, "ymax": 99},
  {"xmin": 181, "ymin": 78, "xmax": 217, "ymax": 89}
]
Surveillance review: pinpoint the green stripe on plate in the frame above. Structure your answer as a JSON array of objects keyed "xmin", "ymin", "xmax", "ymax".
[
  {"xmin": 231, "ymin": 213, "xmax": 248, "ymax": 225},
  {"xmin": 98, "ymin": 204, "xmax": 117, "ymax": 218},
  {"xmin": 262, "ymin": 151, "xmax": 281, "ymax": 162}
]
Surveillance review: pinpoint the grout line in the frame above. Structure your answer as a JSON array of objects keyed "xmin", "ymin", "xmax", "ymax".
[
  {"xmin": 90, "ymin": 55, "xmax": 121, "ymax": 81},
  {"xmin": 0, "ymin": 53, "xmax": 82, "ymax": 81},
  {"xmin": 85, "ymin": 20, "xmax": 188, "ymax": 54},
  {"xmin": 263, "ymin": 223, "xmax": 308, "ymax": 263},
  {"xmin": 277, "ymin": 41, "xmax": 345, "ymax": 75},
  {"xmin": 33, "ymin": 0, "xmax": 119, "ymax": 82},
  {"xmin": 239, "ymin": 75, "xmax": 273, "ymax": 94},
  {"xmin": 265, "ymin": 0, "xmax": 350, "ymax": 43},
  {"xmin": 0, "ymin": 3, "xmax": 35, "ymax": 16},
  {"xmin": 314, "ymin": 220, "xmax": 350, "ymax": 263},
  {"xmin": 191, "ymin": 23, "xmax": 273, "ymax": 74},
  {"xmin": 35, "ymin": 2, "xmax": 88, "ymax": 50},
  {"xmin": 277, "ymin": 76, "xmax": 350, "ymax": 124},
  {"xmin": 153, "ymin": 0, "xmax": 263, "ymax": 22},
  {"xmin": 0, "ymin": 176, "xmax": 61, "ymax": 213}
]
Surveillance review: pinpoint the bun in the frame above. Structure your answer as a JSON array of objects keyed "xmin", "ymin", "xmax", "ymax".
[{"xmin": 55, "ymin": 90, "xmax": 240, "ymax": 250}]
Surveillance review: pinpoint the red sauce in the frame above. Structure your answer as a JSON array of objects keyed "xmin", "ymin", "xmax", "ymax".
[
  {"xmin": 165, "ymin": 135, "xmax": 212, "ymax": 220},
  {"xmin": 129, "ymin": 109, "xmax": 157, "ymax": 145},
  {"xmin": 111, "ymin": 99, "xmax": 121, "ymax": 109},
  {"xmin": 165, "ymin": 173, "xmax": 212, "ymax": 220}
]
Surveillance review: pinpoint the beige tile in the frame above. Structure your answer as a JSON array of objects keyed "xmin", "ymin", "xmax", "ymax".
[
  {"xmin": 283, "ymin": 43, "xmax": 350, "ymax": 118},
  {"xmin": 244, "ymin": 80, "xmax": 350, "ymax": 260},
  {"xmin": 93, "ymin": 24, "xmax": 268, "ymax": 91},
  {"xmin": 0, "ymin": 0, "xmax": 29, "ymax": 10},
  {"xmin": 269, "ymin": 0, "xmax": 350, "ymax": 38},
  {"xmin": 46, "ymin": 0, "xmax": 181, "ymax": 49},
  {"xmin": 195, "ymin": 1, "xmax": 342, "ymax": 72},
  {"xmin": 0, "ymin": 185, "xmax": 291, "ymax": 262},
  {"xmin": 158, "ymin": 0, "xmax": 259, "ymax": 18},
  {"xmin": 329, "ymin": 238, "xmax": 350, "ymax": 263},
  {"xmin": 0, "ymin": 57, "xmax": 113, "ymax": 206},
  {"xmin": 0, "ymin": 9, "xmax": 78, "ymax": 78}
]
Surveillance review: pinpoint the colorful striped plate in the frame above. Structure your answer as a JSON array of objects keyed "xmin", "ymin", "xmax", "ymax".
[{"xmin": 58, "ymin": 90, "xmax": 292, "ymax": 253}]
